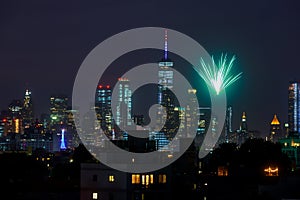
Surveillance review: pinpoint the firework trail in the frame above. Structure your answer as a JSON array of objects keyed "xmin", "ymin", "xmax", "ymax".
[{"xmin": 196, "ymin": 54, "xmax": 242, "ymax": 95}]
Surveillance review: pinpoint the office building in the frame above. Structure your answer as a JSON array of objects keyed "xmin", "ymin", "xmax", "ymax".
[
  {"xmin": 49, "ymin": 95, "xmax": 68, "ymax": 129},
  {"xmin": 269, "ymin": 114, "xmax": 282, "ymax": 143},
  {"xmin": 22, "ymin": 89, "xmax": 34, "ymax": 128},
  {"xmin": 288, "ymin": 81, "xmax": 300, "ymax": 135},
  {"xmin": 115, "ymin": 78, "xmax": 132, "ymax": 129},
  {"xmin": 157, "ymin": 29, "xmax": 178, "ymax": 141},
  {"xmin": 95, "ymin": 84, "xmax": 113, "ymax": 133}
]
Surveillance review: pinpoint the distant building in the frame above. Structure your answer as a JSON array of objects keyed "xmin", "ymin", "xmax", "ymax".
[
  {"xmin": 49, "ymin": 95, "xmax": 71, "ymax": 152},
  {"xmin": 22, "ymin": 89, "xmax": 34, "ymax": 128},
  {"xmin": 95, "ymin": 84, "xmax": 113, "ymax": 133},
  {"xmin": 224, "ymin": 106, "xmax": 233, "ymax": 143},
  {"xmin": 49, "ymin": 95, "xmax": 68, "ymax": 130},
  {"xmin": 237, "ymin": 112, "xmax": 248, "ymax": 145},
  {"xmin": 66, "ymin": 107, "xmax": 81, "ymax": 149},
  {"xmin": 288, "ymin": 81, "xmax": 300, "ymax": 135},
  {"xmin": 194, "ymin": 107, "xmax": 211, "ymax": 148},
  {"xmin": 269, "ymin": 114, "xmax": 282, "ymax": 143},
  {"xmin": 157, "ymin": 29, "xmax": 178, "ymax": 142},
  {"xmin": 115, "ymin": 78, "xmax": 132, "ymax": 129},
  {"xmin": 8, "ymin": 99, "xmax": 23, "ymax": 134},
  {"xmin": 185, "ymin": 89, "xmax": 198, "ymax": 138}
]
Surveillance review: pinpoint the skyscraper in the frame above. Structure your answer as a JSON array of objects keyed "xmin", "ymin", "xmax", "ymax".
[
  {"xmin": 22, "ymin": 89, "xmax": 34, "ymax": 128},
  {"xmin": 240, "ymin": 112, "xmax": 248, "ymax": 132},
  {"xmin": 115, "ymin": 78, "xmax": 132, "ymax": 129},
  {"xmin": 158, "ymin": 30, "xmax": 174, "ymax": 105},
  {"xmin": 269, "ymin": 114, "xmax": 281, "ymax": 142},
  {"xmin": 186, "ymin": 89, "xmax": 198, "ymax": 138},
  {"xmin": 95, "ymin": 84, "xmax": 113, "ymax": 133},
  {"xmin": 288, "ymin": 81, "xmax": 300, "ymax": 135},
  {"xmin": 8, "ymin": 99, "xmax": 23, "ymax": 134},
  {"xmin": 157, "ymin": 29, "xmax": 178, "ymax": 140},
  {"xmin": 224, "ymin": 106, "xmax": 233, "ymax": 143},
  {"xmin": 237, "ymin": 111, "xmax": 248, "ymax": 145},
  {"xmin": 49, "ymin": 95, "xmax": 68, "ymax": 129}
]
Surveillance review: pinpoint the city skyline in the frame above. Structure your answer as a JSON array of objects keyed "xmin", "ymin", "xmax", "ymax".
[
  {"xmin": 1, "ymin": 0, "xmax": 300, "ymax": 138},
  {"xmin": 2, "ymin": 1, "xmax": 300, "ymax": 199}
]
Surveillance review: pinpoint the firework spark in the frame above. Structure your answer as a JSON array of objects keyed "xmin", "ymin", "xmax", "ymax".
[{"xmin": 196, "ymin": 54, "xmax": 242, "ymax": 95}]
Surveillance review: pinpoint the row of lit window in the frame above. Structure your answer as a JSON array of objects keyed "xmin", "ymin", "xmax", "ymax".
[
  {"xmin": 92, "ymin": 174, "xmax": 167, "ymax": 185},
  {"xmin": 131, "ymin": 174, "xmax": 167, "ymax": 185},
  {"xmin": 36, "ymin": 157, "xmax": 51, "ymax": 161}
]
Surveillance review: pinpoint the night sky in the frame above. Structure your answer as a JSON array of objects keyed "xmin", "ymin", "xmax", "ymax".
[{"xmin": 1, "ymin": 0, "xmax": 300, "ymax": 137}]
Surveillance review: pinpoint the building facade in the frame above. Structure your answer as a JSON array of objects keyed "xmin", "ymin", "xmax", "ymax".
[
  {"xmin": 269, "ymin": 114, "xmax": 282, "ymax": 143},
  {"xmin": 288, "ymin": 81, "xmax": 300, "ymax": 135}
]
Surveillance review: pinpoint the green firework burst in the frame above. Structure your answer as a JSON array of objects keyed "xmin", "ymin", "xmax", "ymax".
[{"xmin": 196, "ymin": 54, "xmax": 242, "ymax": 95}]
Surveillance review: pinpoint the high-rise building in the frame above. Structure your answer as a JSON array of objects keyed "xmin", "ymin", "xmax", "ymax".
[
  {"xmin": 288, "ymin": 81, "xmax": 300, "ymax": 135},
  {"xmin": 64, "ymin": 107, "xmax": 81, "ymax": 149},
  {"xmin": 194, "ymin": 107, "xmax": 210, "ymax": 149},
  {"xmin": 237, "ymin": 111, "xmax": 248, "ymax": 145},
  {"xmin": 95, "ymin": 84, "xmax": 113, "ymax": 133},
  {"xmin": 240, "ymin": 112, "xmax": 247, "ymax": 131},
  {"xmin": 0, "ymin": 111, "xmax": 11, "ymax": 137},
  {"xmin": 22, "ymin": 89, "xmax": 34, "ymax": 128},
  {"xmin": 197, "ymin": 107, "xmax": 211, "ymax": 135},
  {"xmin": 115, "ymin": 78, "xmax": 132, "ymax": 129},
  {"xmin": 157, "ymin": 29, "xmax": 178, "ymax": 141},
  {"xmin": 49, "ymin": 95, "xmax": 68, "ymax": 130},
  {"xmin": 186, "ymin": 89, "xmax": 198, "ymax": 138},
  {"xmin": 224, "ymin": 106, "xmax": 233, "ymax": 143},
  {"xmin": 269, "ymin": 114, "xmax": 281, "ymax": 143},
  {"xmin": 157, "ymin": 30, "xmax": 174, "ymax": 106},
  {"xmin": 8, "ymin": 99, "xmax": 23, "ymax": 134}
]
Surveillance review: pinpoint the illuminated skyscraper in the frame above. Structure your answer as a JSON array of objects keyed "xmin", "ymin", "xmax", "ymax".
[
  {"xmin": 49, "ymin": 95, "xmax": 68, "ymax": 129},
  {"xmin": 8, "ymin": 100, "xmax": 23, "ymax": 134},
  {"xmin": 22, "ymin": 89, "xmax": 34, "ymax": 128},
  {"xmin": 186, "ymin": 89, "xmax": 198, "ymax": 138},
  {"xmin": 237, "ymin": 111, "xmax": 248, "ymax": 145},
  {"xmin": 288, "ymin": 81, "xmax": 300, "ymax": 135},
  {"xmin": 95, "ymin": 84, "xmax": 113, "ymax": 132},
  {"xmin": 115, "ymin": 78, "xmax": 132, "ymax": 129},
  {"xmin": 158, "ymin": 30, "xmax": 174, "ymax": 105},
  {"xmin": 157, "ymin": 29, "xmax": 178, "ymax": 141},
  {"xmin": 224, "ymin": 106, "xmax": 233, "ymax": 143},
  {"xmin": 269, "ymin": 114, "xmax": 281, "ymax": 142},
  {"xmin": 194, "ymin": 107, "xmax": 211, "ymax": 149},
  {"xmin": 240, "ymin": 112, "xmax": 247, "ymax": 132}
]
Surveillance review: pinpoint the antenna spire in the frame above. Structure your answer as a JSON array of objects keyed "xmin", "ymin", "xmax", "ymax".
[{"xmin": 164, "ymin": 29, "xmax": 168, "ymax": 60}]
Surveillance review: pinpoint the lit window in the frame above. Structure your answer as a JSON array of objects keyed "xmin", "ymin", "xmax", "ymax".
[
  {"xmin": 218, "ymin": 166, "xmax": 228, "ymax": 176},
  {"xmin": 150, "ymin": 174, "xmax": 154, "ymax": 184},
  {"xmin": 92, "ymin": 192, "xmax": 98, "ymax": 199},
  {"xmin": 132, "ymin": 174, "xmax": 140, "ymax": 184},
  {"xmin": 145, "ymin": 175, "xmax": 149, "ymax": 186},
  {"xmin": 109, "ymin": 175, "xmax": 115, "ymax": 182},
  {"xmin": 158, "ymin": 174, "xmax": 167, "ymax": 184},
  {"xmin": 163, "ymin": 174, "xmax": 167, "ymax": 183}
]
